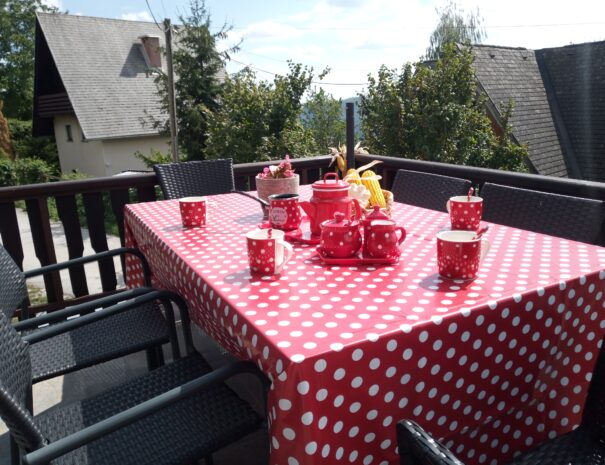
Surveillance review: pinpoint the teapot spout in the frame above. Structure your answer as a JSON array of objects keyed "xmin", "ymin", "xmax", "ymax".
[{"xmin": 299, "ymin": 200, "xmax": 315, "ymax": 220}]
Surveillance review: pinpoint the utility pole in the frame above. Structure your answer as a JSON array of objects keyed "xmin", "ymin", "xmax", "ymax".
[
  {"xmin": 346, "ymin": 102, "xmax": 355, "ymax": 170},
  {"xmin": 164, "ymin": 18, "xmax": 179, "ymax": 162}
]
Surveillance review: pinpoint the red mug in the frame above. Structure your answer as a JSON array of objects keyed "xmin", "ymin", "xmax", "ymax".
[
  {"xmin": 365, "ymin": 219, "xmax": 406, "ymax": 258},
  {"xmin": 268, "ymin": 193, "xmax": 302, "ymax": 231},
  {"xmin": 179, "ymin": 197, "xmax": 207, "ymax": 228},
  {"xmin": 436, "ymin": 230, "xmax": 490, "ymax": 280},
  {"xmin": 446, "ymin": 195, "xmax": 483, "ymax": 231},
  {"xmin": 246, "ymin": 229, "xmax": 293, "ymax": 276}
]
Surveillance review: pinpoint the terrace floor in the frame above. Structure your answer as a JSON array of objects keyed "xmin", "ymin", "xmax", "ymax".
[{"xmin": 0, "ymin": 323, "xmax": 269, "ymax": 465}]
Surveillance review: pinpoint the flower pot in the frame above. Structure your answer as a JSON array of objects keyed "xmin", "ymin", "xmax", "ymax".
[{"xmin": 255, "ymin": 174, "xmax": 299, "ymax": 203}]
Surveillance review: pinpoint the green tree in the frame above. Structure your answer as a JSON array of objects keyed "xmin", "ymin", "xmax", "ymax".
[
  {"xmin": 302, "ymin": 87, "xmax": 345, "ymax": 153},
  {"xmin": 425, "ymin": 0, "xmax": 486, "ymax": 60},
  {"xmin": 359, "ymin": 44, "xmax": 527, "ymax": 172},
  {"xmin": 152, "ymin": 0, "xmax": 236, "ymax": 160},
  {"xmin": 205, "ymin": 62, "xmax": 318, "ymax": 163},
  {"xmin": 0, "ymin": 101, "xmax": 14, "ymax": 159},
  {"xmin": 0, "ymin": 0, "xmax": 57, "ymax": 119}
]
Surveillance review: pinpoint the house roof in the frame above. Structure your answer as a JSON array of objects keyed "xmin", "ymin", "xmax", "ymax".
[
  {"xmin": 472, "ymin": 41, "xmax": 605, "ymax": 182},
  {"xmin": 35, "ymin": 12, "xmax": 168, "ymax": 141},
  {"xmin": 471, "ymin": 44, "xmax": 571, "ymax": 178},
  {"xmin": 537, "ymin": 41, "xmax": 605, "ymax": 183}
]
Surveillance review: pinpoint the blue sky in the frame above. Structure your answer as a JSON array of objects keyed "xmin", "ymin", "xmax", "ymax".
[{"xmin": 47, "ymin": 0, "xmax": 605, "ymax": 99}]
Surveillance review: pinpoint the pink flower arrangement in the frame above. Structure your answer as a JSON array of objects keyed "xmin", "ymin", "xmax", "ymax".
[{"xmin": 257, "ymin": 155, "xmax": 296, "ymax": 179}]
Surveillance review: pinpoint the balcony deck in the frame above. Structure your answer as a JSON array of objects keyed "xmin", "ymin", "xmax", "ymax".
[{"xmin": 1, "ymin": 154, "xmax": 604, "ymax": 463}]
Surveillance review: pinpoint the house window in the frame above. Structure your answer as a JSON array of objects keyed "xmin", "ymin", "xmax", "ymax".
[{"xmin": 65, "ymin": 125, "xmax": 73, "ymax": 142}]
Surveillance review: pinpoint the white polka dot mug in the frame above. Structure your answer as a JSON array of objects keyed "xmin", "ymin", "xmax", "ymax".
[
  {"xmin": 179, "ymin": 197, "xmax": 207, "ymax": 228},
  {"xmin": 365, "ymin": 219, "xmax": 407, "ymax": 258},
  {"xmin": 436, "ymin": 230, "xmax": 490, "ymax": 280},
  {"xmin": 246, "ymin": 228, "xmax": 293, "ymax": 276},
  {"xmin": 446, "ymin": 195, "xmax": 483, "ymax": 230},
  {"xmin": 268, "ymin": 193, "xmax": 302, "ymax": 231}
]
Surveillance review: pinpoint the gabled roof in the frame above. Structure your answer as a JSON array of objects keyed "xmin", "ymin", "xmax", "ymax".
[
  {"xmin": 472, "ymin": 41, "xmax": 605, "ymax": 182},
  {"xmin": 35, "ymin": 12, "xmax": 167, "ymax": 141},
  {"xmin": 471, "ymin": 45, "xmax": 571, "ymax": 178},
  {"xmin": 537, "ymin": 41, "xmax": 605, "ymax": 182}
]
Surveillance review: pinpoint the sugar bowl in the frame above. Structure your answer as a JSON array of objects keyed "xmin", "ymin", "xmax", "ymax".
[{"xmin": 319, "ymin": 212, "xmax": 362, "ymax": 258}]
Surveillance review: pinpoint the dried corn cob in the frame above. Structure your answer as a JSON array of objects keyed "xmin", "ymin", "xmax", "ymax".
[
  {"xmin": 361, "ymin": 170, "xmax": 386, "ymax": 208},
  {"xmin": 345, "ymin": 168, "xmax": 362, "ymax": 185}
]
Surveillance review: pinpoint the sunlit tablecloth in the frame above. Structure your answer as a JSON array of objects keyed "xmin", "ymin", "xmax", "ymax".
[{"xmin": 124, "ymin": 185, "xmax": 605, "ymax": 465}]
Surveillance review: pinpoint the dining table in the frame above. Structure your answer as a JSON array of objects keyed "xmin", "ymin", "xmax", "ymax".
[{"xmin": 123, "ymin": 184, "xmax": 605, "ymax": 465}]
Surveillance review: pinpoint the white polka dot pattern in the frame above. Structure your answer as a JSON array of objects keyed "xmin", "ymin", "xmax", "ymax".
[{"xmin": 124, "ymin": 185, "xmax": 605, "ymax": 465}]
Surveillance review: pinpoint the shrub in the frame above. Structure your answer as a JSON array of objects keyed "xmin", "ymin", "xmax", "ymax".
[
  {"xmin": 8, "ymin": 119, "xmax": 60, "ymax": 172},
  {"xmin": 14, "ymin": 157, "xmax": 55, "ymax": 185},
  {"xmin": 0, "ymin": 159, "xmax": 16, "ymax": 186}
]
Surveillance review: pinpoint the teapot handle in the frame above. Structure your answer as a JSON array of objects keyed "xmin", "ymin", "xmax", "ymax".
[
  {"xmin": 352, "ymin": 198, "xmax": 362, "ymax": 221},
  {"xmin": 323, "ymin": 172, "xmax": 340, "ymax": 183},
  {"xmin": 396, "ymin": 226, "xmax": 407, "ymax": 245}
]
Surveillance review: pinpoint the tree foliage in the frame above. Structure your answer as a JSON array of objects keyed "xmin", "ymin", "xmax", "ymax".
[
  {"xmin": 205, "ymin": 63, "xmax": 319, "ymax": 162},
  {"xmin": 302, "ymin": 86, "xmax": 345, "ymax": 154},
  {"xmin": 425, "ymin": 0, "xmax": 486, "ymax": 60},
  {"xmin": 0, "ymin": 101, "xmax": 14, "ymax": 159},
  {"xmin": 0, "ymin": 0, "xmax": 57, "ymax": 119},
  {"xmin": 359, "ymin": 44, "xmax": 527, "ymax": 172},
  {"xmin": 152, "ymin": 0, "xmax": 236, "ymax": 160}
]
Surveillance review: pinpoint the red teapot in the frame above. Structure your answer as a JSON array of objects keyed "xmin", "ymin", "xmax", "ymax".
[{"xmin": 299, "ymin": 172, "xmax": 362, "ymax": 237}]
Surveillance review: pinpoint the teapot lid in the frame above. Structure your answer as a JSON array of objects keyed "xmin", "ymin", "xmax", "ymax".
[
  {"xmin": 365, "ymin": 205, "xmax": 389, "ymax": 222},
  {"xmin": 321, "ymin": 212, "xmax": 359, "ymax": 229},
  {"xmin": 312, "ymin": 172, "xmax": 349, "ymax": 191}
]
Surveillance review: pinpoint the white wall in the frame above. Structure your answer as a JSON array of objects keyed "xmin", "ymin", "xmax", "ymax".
[
  {"xmin": 54, "ymin": 116, "xmax": 105, "ymax": 177},
  {"xmin": 102, "ymin": 136, "xmax": 169, "ymax": 176},
  {"xmin": 53, "ymin": 116, "xmax": 169, "ymax": 177}
]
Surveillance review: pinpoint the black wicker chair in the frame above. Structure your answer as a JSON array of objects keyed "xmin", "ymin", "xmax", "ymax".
[
  {"xmin": 391, "ymin": 169, "xmax": 473, "ymax": 212},
  {"xmin": 480, "ymin": 183, "xmax": 605, "ymax": 244},
  {"xmin": 0, "ymin": 293, "xmax": 269, "ymax": 465},
  {"xmin": 397, "ymin": 336, "xmax": 605, "ymax": 465},
  {"xmin": 154, "ymin": 159, "xmax": 235, "ymax": 199},
  {"xmin": 0, "ymin": 244, "xmax": 178, "ymax": 387}
]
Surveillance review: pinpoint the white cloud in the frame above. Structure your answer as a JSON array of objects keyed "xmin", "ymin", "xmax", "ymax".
[
  {"xmin": 41, "ymin": 0, "xmax": 63, "ymax": 9},
  {"xmin": 121, "ymin": 11, "xmax": 154, "ymax": 22},
  {"xmin": 224, "ymin": 0, "xmax": 605, "ymax": 99}
]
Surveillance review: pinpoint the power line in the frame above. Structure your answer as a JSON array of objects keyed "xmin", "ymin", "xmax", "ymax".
[
  {"xmin": 144, "ymin": 0, "xmax": 164, "ymax": 32},
  {"xmin": 215, "ymin": 21, "xmax": 605, "ymax": 33}
]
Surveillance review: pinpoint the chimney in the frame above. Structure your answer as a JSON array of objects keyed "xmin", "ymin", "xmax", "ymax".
[{"xmin": 139, "ymin": 35, "xmax": 162, "ymax": 69}]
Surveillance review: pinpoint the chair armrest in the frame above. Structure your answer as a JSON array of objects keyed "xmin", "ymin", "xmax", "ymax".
[
  {"xmin": 23, "ymin": 361, "xmax": 269, "ymax": 465},
  {"xmin": 13, "ymin": 287, "xmax": 155, "ymax": 331},
  {"xmin": 397, "ymin": 419, "xmax": 464, "ymax": 465},
  {"xmin": 23, "ymin": 247, "xmax": 152, "ymax": 287},
  {"xmin": 21, "ymin": 289, "xmax": 180, "ymax": 344}
]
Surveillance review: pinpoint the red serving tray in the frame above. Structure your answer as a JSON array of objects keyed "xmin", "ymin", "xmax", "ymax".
[{"xmin": 315, "ymin": 247, "xmax": 399, "ymax": 265}]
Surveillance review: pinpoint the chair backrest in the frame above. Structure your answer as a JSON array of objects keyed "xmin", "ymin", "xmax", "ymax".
[
  {"xmin": 391, "ymin": 169, "xmax": 472, "ymax": 213},
  {"xmin": 154, "ymin": 159, "xmax": 235, "ymax": 200},
  {"xmin": 582, "ymin": 336, "xmax": 605, "ymax": 442},
  {"xmin": 0, "ymin": 312, "xmax": 47, "ymax": 452},
  {"xmin": 397, "ymin": 419, "xmax": 463, "ymax": 465},
  {"xmin": 0, "ymin": 245, "xmax": 27, "ymax": 319},
  {"xmin": 480, "ymin": 183, "xmax": 605, "ymax": 244}
]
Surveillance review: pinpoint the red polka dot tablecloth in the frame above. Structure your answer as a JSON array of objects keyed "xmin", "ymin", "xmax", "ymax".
[{"xmin": 123, "ymin": 186, "xmax": 605, "ymax": 465}]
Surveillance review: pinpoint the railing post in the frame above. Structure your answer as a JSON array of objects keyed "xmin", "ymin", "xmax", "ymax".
[{"xmin": 346, "ymin": 102, "xmax": 355, "ymax": 171}]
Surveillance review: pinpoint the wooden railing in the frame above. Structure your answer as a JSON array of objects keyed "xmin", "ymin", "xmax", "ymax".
[
  {"xmin": 0, "ymin": 157, "xmax": 332, "ymax": 314},
  {"xmin": 1, "ymin": 153, "xmax": 604, "ymax": 315}
]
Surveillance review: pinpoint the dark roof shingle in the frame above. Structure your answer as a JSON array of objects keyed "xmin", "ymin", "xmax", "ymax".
[{"xmin": 36, "ymin": 12, "xmax": 167, "ymax": 141}]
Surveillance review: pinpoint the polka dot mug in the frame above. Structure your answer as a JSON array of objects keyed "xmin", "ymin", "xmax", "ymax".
[
  {"xmin": 446, "ymin": 195, "xmax": 483, "ymax": 230},
  {"xmin": 246, "ymin": 228, "xmax": 293, "ymax": 276},
  {"xmin": 179, "ymin": 197, "xmax": 207, "ymax": 228},
  {"xmin": 268, "ymin": 193, "xmax": 302, "ymax": 231},
  {"xmin": 436, "ymin": 230, "xmax": 490, "ymax": 280}
]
